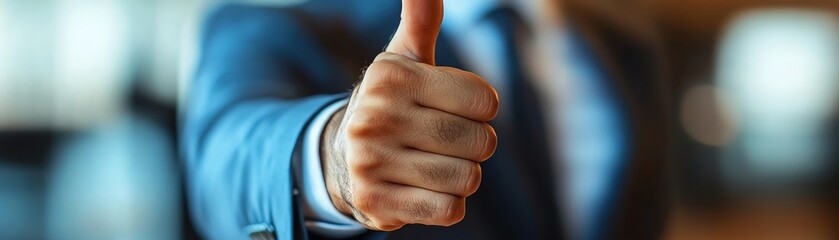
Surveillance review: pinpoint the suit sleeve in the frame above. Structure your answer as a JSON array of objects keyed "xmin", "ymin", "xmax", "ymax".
[{"xmin": 181, "ymin": 4, "xmax": 347, "ymax": 239}]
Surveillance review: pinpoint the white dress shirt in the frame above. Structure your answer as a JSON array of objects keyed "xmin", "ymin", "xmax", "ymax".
[{"xmin": 295, "ymin": 1, "xmax": 626, "ymax": 239}]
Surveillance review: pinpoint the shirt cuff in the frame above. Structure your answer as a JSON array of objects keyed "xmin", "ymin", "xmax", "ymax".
[{"xmin": 295, "ymin": 99, "xmax": 366, "ymax": 238}]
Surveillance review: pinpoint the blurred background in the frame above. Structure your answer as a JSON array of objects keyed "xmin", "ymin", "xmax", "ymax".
[
  {"xmin": 0, "ymin": 0, "xmax": 304, "ymax": 239},
  {"xmin": 0, "ymin": 0, "xmax": 836, "ymax": 239}
]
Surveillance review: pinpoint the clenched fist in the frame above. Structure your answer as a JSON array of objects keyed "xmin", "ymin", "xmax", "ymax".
[{"xmin": 320, "ymin": 0, "xmax": 500, "ymax": 231}]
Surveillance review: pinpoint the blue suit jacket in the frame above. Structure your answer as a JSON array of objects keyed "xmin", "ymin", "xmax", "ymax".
[{"xmin": 183, "ymin": 1, "xmax": 670, "ymax": 239}]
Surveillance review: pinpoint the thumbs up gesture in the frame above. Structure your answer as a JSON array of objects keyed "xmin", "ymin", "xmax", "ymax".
[{"xmin": 320, "ymin": 0, "xmax": 499, "ymax": 231}]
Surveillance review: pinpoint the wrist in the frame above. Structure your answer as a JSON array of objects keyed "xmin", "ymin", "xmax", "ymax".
[{"xmin": 320, "ymin": 107, "xmax": 354, "ymax": 217}]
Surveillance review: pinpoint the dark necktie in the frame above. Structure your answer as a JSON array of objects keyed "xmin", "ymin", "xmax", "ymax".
[
  {"xmin": 485, "ymin": 6, "xmax": 565, "ymax": 239},
  {"xmin": 487, "ymin": 6, "xmax": 555, "ymax": 183}
]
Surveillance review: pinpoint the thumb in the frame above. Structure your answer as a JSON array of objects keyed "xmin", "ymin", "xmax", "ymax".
[{"xmin": 385, "ymin": 0, "xmax": 443, "ymax": 65}]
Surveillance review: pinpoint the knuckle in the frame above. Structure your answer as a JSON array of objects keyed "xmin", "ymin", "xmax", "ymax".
[
  {"xmin": 346, "ymin": 145, "xmax": 383, "ymax": 176},
  {"xmin": 364, "ymin": 58, "xmax": 418, "ymax": 91},
  {"xmin": 372, "ymin": 220, "xmax": 404, "ymax": 231},
  {"xmin": 366, "ymin": 58, "xmax": 401, "ymax": 78},
  {"xmin": 346, "ymin": 160, "xmax": 372, "ymax": 180},
  {"xmin": 362, "ymin": 80, "xmax": 397, "ymax": 97},
  {"xmin": 351, "ymin": 186, "xmax": 379, "ymax": 214},
  {"xmin": 346, "ymin": 110, "xmax": 387, "ymax": 140},
  {"xmin": 346, "ymin": 118, "xmax": 377, "ymax": 140},
  {"xmin": 370, "ymin": 213, "xmax": 405, "ymax": 232}
]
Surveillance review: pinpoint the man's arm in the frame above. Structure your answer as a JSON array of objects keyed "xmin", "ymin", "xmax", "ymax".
[
  {"xmin": 183, "ymin": 1, "xmax": 501, "ymax": 238},
  {"xmin": 182, "ymin": 4, "xmax": 349, "ymax": 239}
]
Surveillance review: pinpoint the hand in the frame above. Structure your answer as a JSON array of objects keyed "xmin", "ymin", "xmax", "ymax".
[{"xmin": 319, "ymin": 0, "xmax": 500, "ymax": 231}]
